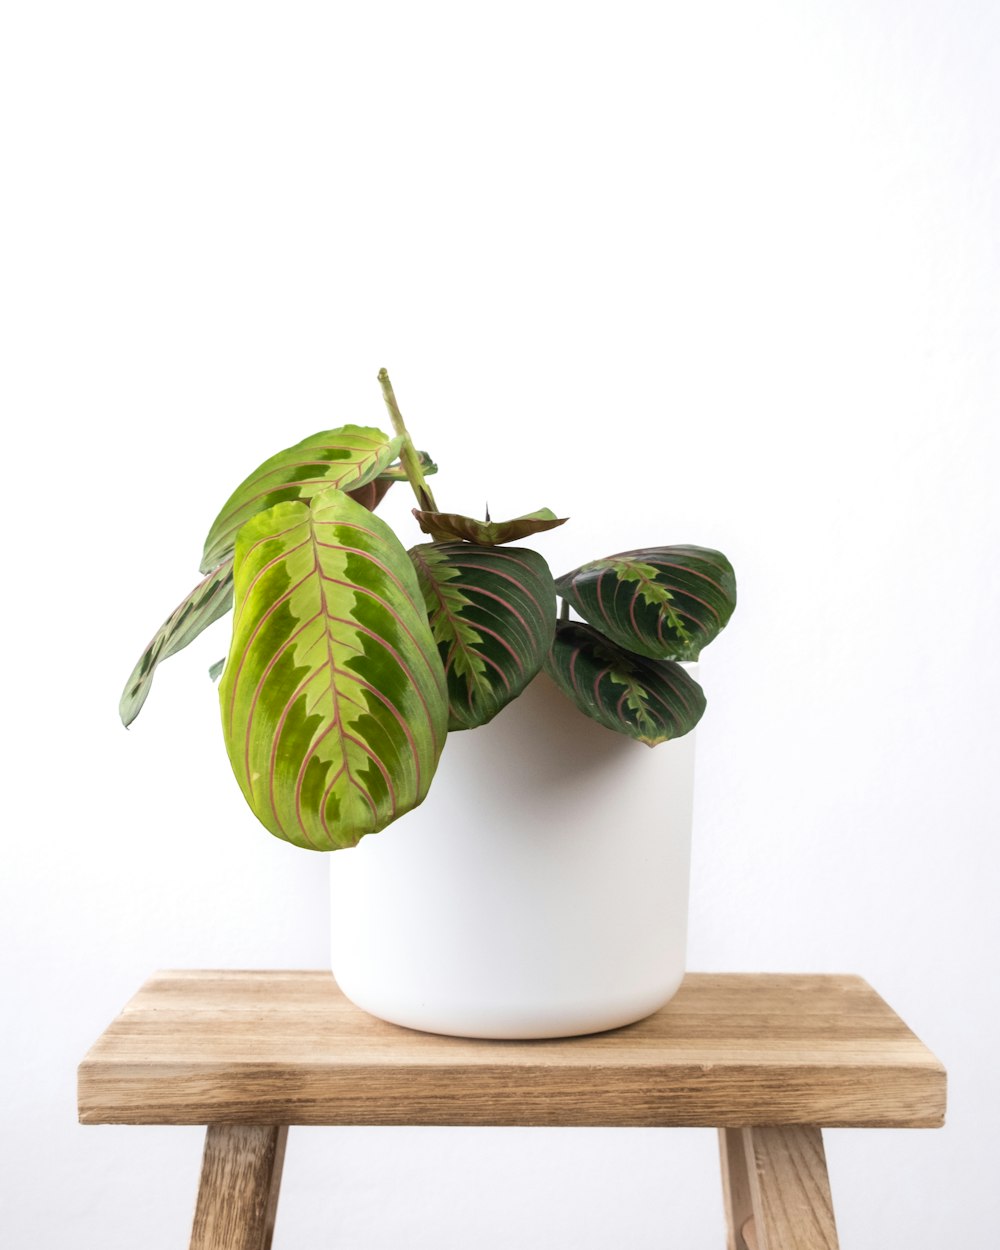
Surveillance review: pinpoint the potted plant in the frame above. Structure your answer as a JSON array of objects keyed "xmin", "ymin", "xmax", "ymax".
[{"xmin": 122, "ymin": 369, "xmax": 736, "ymax": 1038}]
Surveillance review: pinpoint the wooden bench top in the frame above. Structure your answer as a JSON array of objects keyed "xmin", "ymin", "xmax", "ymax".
[{"xmin": 77, "ymin": 971, "xmax": 945, "ymax": 1129}]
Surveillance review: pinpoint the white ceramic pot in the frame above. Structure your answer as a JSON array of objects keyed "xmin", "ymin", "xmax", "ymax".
[{"xmin": 329, "ymin": 670, "xmax": 696, "ymax": 1039}]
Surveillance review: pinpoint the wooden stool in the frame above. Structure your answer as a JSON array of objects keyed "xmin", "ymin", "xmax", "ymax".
[{"xmin": 78, "ymin": 972, "xmax": 946, "ymax": 1250}]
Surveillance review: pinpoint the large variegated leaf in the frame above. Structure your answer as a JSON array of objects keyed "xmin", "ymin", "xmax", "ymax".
[
  {"xmin": 555, "ymin": 545, "xmax": 736, "ymax": 662},
  {"xmin": 544, "ymin": 621, "xmax": 706, "ymax": 745},
  {"xmin": 409, "ymin": 542, "xmax": 557, "ymax": 730},
  {"xmin": 412, "ymin": 507, "xmax": 568, "ymax": 546},
  {"xmin": 119, "ymin": 557, "xmax": 235, "ymax": 727},
  {"xmin": 201, "ymin": 426, "xmax": 404, "ymax": 573},
  {"xmin": 220, "ymin": 488, "xmax": 448, "ymax": 851}
]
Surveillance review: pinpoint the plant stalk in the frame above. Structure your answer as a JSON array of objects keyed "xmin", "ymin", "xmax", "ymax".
[{"xmin": 377, "ymin": 368, "xmax": 438, "ymax": 514}]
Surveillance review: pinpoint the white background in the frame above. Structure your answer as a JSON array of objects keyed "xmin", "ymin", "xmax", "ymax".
[{"xmin": 2, "ymin": 1, "xmax": 998, "ymax": 1246}]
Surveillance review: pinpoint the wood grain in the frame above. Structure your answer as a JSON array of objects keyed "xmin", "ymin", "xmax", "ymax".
[
  {"xmin": 743, "ymin": 1126, "xmax": 840, "ymax": 1249},
  {"xmin": 719, "ymin": 1128, "xmax": 755, "ymax": 1250},
  {"xmin": 189, "ymin": 1125, "xmax": 287, "ymax": 1250},
  {"xmin": 77, "ymin": 971, "xmax": 946, "ymax": 1128}
]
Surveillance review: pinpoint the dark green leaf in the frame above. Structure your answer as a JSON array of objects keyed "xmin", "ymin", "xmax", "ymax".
[
  {"xmin": 119, "ymin": 558, "xmax": 235, "ymax": 727},
  {"xmin": 544, "ymin": 621, "xmax": 706, "ymax": 745},
  {"xmin": 555, "ymin": 545, "xmax": 736, "ymax": 661},
  {"xmin": 410, "ymin": 542, "xmax": 557, "ymax": 730}
]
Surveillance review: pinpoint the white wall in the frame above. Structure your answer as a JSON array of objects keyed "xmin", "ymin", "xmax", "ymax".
[{"xmin": 3, "ymin": 2, "xmax": 997, "ymax": 1245}]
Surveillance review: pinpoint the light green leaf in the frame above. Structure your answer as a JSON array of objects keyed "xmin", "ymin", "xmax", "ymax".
[
  {"xmin": 220, "ymin": 488, "xmax": 449, "ymax": 850},
  {"xmin": 201, "ymin": 426, "xmax": 404, "ymax": 573}
]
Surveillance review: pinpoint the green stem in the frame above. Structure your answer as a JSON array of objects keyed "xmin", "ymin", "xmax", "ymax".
[{"xmin": 378, "ymin": 368, "xmax": 438, "ymax": 513}]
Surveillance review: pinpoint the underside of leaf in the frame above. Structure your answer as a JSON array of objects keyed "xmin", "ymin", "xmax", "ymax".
[
  {"xmin": 219, "ymin": 488, "xmax": 448, "ymax": 850},
  {"xmin": 544, "ymin": 620, "xmax": 706, "ymax": 745},
  {"xmin": 556, "ymin": 545, "xmax": 736, "ymax": 661},
  {"xmin": 345, "ymin": 478, "xmax": 394, "ymax": 513},
  {"xmin": 409, "ymin": 542, "xmax": 557, "ymax": 730},
  {"xmin": 119, "ymin": 558, "xmax": 235, "ymax": 727},
  {"xmin": 412, "ymin": 507, "xmax": 567, "ymax": 546},
  {"xmin": 201, "ymin": 426, "xmax": 404, "ymax": 573},
  {"xmin": 346, "ymin": 449, "xmax": 438, "ymax": 512}
]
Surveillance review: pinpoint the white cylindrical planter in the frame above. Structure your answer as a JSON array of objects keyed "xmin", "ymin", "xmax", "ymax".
[{"xmin": 329, "ymin": 670, "xmax": 696, "ymax": 1039}]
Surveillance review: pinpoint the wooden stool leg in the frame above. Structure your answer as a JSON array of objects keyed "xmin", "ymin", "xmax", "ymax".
[
  {"xmin": 719, "ymin": 1128, "xmax": 756, "ymax": 1250},
  {"xmin": 189, "ymin": 1125, "xmax": 288, "ymax": 1250},
  {"xmin": 732, "ymin": 1126, "xmax": 839, "ymax": 1250}
]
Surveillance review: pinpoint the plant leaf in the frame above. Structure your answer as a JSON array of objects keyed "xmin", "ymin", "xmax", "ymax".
[
  {"xmin": 346, "ymin": 449, "xmax": 438, "ymax": 513},
  {"xmin": 201, "ymin": 426, "xmax": 404, "ymax": 573},
  {"xmin": 220, "ymin": 487, "xmax": 449, "ymax": 851},
  {"xmin": 345, "ymin": 477, "xmax": 394, "ymax": 513},
  {"xmin": 555, "ymin": 545, "xmax": 736, "ymax": 661},
  {"xmin": 412, "ymin": 507, "xmax": 568, "ymax": 546},
  {"xmin": 544, "ymin": 621, "xmax": 706, "ymax": 745},
  {"xmin": 119, "ymin": 558, "xmax": 235, "ymax": 727},
  {"xmin": 126, "ymin": 439, "xmax": 433, "ymax": 725},
  {"xmin": 410, "ymin": 542, "xmax": 557, "ymax": 730},
  {"xmin": 208, "ymin": 658, "xmax": 226, "ymax": 682}
]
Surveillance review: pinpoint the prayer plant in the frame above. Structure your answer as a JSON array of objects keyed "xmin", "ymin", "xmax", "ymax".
[{"xmin": 121, "ymin": 370, "xmax": 736, "ymax": 852}]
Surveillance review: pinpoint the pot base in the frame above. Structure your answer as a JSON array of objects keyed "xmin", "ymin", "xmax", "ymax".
[{"xmin": 333, "ymin": 970, "xmax": 686, "ymax": 1040}]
